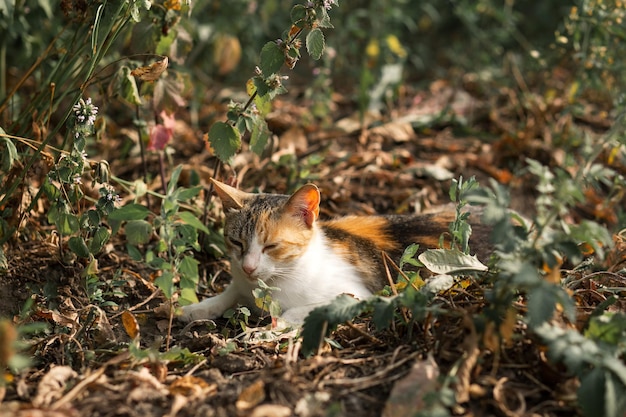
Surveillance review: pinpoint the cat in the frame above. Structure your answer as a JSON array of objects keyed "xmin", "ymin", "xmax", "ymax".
[{"xmin": 179, "ymin": 179, "xmax": 490, "ymax": 324}]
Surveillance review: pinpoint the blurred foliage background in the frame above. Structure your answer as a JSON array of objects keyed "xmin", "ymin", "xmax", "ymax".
[{"xmin": 2, "ymin": 0, "xmax": 625, "ymax": 131}]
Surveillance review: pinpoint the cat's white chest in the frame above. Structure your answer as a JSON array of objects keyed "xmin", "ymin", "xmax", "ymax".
[{"xmin": 270, "ymin": 232, "xmax": 372, "ymax": 319}]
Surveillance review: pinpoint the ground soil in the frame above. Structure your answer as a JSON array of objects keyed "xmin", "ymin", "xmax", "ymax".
[{"xmin": 1, "ymin": 79, "xmax": 625, "ymax": 417}]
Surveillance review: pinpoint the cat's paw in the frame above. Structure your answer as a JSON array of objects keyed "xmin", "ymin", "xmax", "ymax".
[
  {"xmin": 178, "ymin": 301, "xmax": 222, "ymax": 323},
  {"xmin": 280, "ymin": 306, "xmax": 313, "ymax": 324}
]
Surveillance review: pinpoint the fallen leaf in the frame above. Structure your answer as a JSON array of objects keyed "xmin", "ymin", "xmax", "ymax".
[
  {"xmin": 250, "ymin": 404, "xmax": 291, "ymax": 417},
  {"xmin": 236, "ymin": 379, "xmax": 265, "ymax": 411},
  {"xmin": 169, "ymin": 375, "xmax": 217, "ymax": 397},
  {"xmin": 32, "ymin": 365, "xmax": 78, "ymax": 407},
  {"xmin": 121, "ymin": 310, "xmax": 140, "ymax": 340},
  {"xmin": 382, "ymin": 355, "xmax": 439, "ymax": 417},
  {"xmin": 131, "ymin": 57, "xmax": 169, "ymax": 82}
]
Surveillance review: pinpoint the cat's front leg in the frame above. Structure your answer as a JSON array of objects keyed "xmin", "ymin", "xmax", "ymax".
[
  {"xmin": 179, "ymin": 284, "xmax": 239, "ymax": 322},
  {"xmin": 280, "ymin": 304, "xmax": 323, "ymax": 324}
]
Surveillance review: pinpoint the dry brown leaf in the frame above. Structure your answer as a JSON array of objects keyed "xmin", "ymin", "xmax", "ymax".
[
  {"xmin": 0, "ymin": 319, "xmax": 17, "ymax": 367},
  {"xmin": 369, "ymin": 121, "xmax": 415, "ymax": 142},
  {"xmin": 169, "ymin": 375, "xmax": 217, "ymax": 397},
  {"xmin": 121, "ymin": 310, "xmax": 140, "ymax": 340},
  {"xmin": 250, "ymin": 404, "xmax": 291, "ymax": 417},
  {"xmin": 32, "ymin": 365, "xmax": 78, "ymax": 407},
  {"xmin": 236, "ymin": 379, "xmax": 265, "ymax": 411},
  {"xmin": 382, "ymin": 354, "xmax": 439, "ymax": 417},
  {"xmin": 131, "ymin": 57, "xmax": 169, "ymax": 81}
]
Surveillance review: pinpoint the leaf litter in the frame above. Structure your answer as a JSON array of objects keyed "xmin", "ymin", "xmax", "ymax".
[{"xmin": 0, "ymin": 76, "xmax": 625, "ymax": 417}]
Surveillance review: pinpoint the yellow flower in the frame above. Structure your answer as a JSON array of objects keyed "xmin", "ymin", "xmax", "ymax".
[
  {"xmin": 386, "ymin": 34, "xmax": 407, "ymax": 58},
  {"xmin": 366, "ymin": 39, "xmax": 380, "ymax": 58}
]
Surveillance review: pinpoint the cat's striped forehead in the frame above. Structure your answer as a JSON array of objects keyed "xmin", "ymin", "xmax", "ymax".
[{"xmin": 224, "ymin": 193, "xmax": 289, "ymax": 239}]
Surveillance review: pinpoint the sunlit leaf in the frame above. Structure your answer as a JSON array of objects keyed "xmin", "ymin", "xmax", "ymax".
[
  {"xmin": 118, "ymin": 67, "xmax": 142, "ymax": 105},
  {"xmin": 109, "ymin": 204, "xmax": 150, "ymax": 221},
  {"xmin": 259, "ymin": 41, "xmax": 283, "ymax": 76},
  {"xmin": 208, "ymin": 121, "xmax": 241, "ymax": 163},
  {"xmin": 177, "ymin": 211, "xmax": 210, "ymax": 234},
  {"xmin": 178, "ymin": 255, "xmax": 199, "ymax": 287},
  {"xmin": 121, "ymin": 310, "xmax": 140, "ymax": 339},
  {"xmin": 418, "ymin": 249, "xmax": 487, "ymax": 274},
  {"xmin": 155, "ymin": 270, "xmax": 175, "ymax": 299},
  {"xmin": 306, "ymin": 28, "xmax": 325, "ymax": 60},
  {"xmin": 179, "ymin": 287, "xmax": 199, "ymax": 306}
]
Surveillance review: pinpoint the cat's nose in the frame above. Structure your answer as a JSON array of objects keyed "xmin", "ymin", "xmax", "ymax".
[{"xmin": 243, "ymin": 264, "xmax": 256, "ymax": 275}]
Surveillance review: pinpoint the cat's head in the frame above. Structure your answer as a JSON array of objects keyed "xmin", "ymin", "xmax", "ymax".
[{"xmin": 211, "ymin": 179, "xmax": 321, "ymax": 283}]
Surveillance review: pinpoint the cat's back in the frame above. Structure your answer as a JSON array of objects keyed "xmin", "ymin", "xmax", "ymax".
[{"xmin": 319, "ymin": 209, "xmax": 490, "ymax": 291}]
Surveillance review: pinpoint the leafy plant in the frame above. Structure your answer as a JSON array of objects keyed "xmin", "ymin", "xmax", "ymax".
[
  {"xmin": 109, "ymin": 165, "xmax": 208, "ymax": 310},
  {"xmin": 223, "ymin": 306, "xmax": 251, "ymax": 333},
  {"xmin": 252, "ymin": 279, "xmax": 282, "ymax": 321},
  {"xmin": 205, "ymin": 0, "xmax": 338, "ymax": 166}
]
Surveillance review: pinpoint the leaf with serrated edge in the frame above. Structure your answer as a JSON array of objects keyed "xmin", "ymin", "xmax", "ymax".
[
  {"xmin": 259, "ymin": 41, "xmax": 283, "ymax": 75},
  {"xmin": 208, "ymin": 121, "xmax": 241, "ymax": 163},
  {"xmin": 301, "ymin": 295, "xmax": 367, "ymax": 356},
  {"xmin": 306, "ymin": 28, "xmax": 325, "ymax": 60}
]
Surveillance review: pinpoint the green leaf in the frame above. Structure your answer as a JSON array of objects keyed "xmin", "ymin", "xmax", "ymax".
[
  {"xmin": 579, "ymin": 368, "xmax": 607, "ymax": 417},
  {"xmin": 306, "ymin": 28, "xmax": 325, "ymax": 60},
  {"xmin": 0, "ymin": 134, "xmax": 19, "ymax": 172},
  {"xmin": 89, "ymin": 226, "xmax": 110, "ymax": 254},
  {"xmin": 178, "ymin": 255, "xmax": 199, "ymax": 287},
  {"xmin": 176, "ymin": 211, "xmax": 210, "ymax": 235},
  {"xmin": 418, "ymin": 249, "xmax": 487, "ymax": 275},
  {"xmin": 56, "ymin": 212, "xmax": 80, "ymax": 235},
  {"xmin": 125, "ymin": 220, "xmax": 153, "ymax": 246},
  {"xmin": 371, "ymin": 296, "xmax": 399, "ymax": 329},
  {"xmin": 290, "ymin": 4, "xmax": 307, "ymax": 25},
  {"xmin": 250, "ymin": 117, "xmax": 270, "ymax": 156},
  {"xmin": 527, "ymin": 285, "xmax": 557, "ymax": 328},
  {"xmin": 109, "ymin": 204, "xmax": 150, "ymax": 221},
  {"xmin": 118, "ymin": 66, "xmax": 142, "ymax": 105},
  {"xmin": 179, "ymin": 287, "xmax": 199, "ymax": 306},
  {"xmin": 155, "ymin": 270, "xmax": 175, "ymax": 299},
  {"xmin": 126, "ymin": 244, "xmax": 143, "ymax": 261},
  {"xmin": 399, "ymin": 243, "xmax": 422, "ymax": 268},
  {"xmin": 68, "ymin": 236, "xmax": 90, "ymax": 258},
  {"xmin": 259, "ymin": 41, "xmax": 284, "ymax": 76},
  {"xmin": 175, "ymin": 186, "xmax": 202, "ymax": 202},
  {"xmin": 167, "ymin": 165, "xmax": 183, "ymax": 195},
  {"xmin": 315, "ymin": 6, "xmax": 334, "ymax": 28},
  {"xmin": 208, "ymin": 121, "xmax": 241, "ymax": 163},
  {"xmin": 301, "ymin": 295, "xmax": 368, "ymax": 356}
]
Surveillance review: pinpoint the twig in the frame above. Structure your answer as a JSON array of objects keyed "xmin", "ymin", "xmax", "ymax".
[
  {"xmin": 110, "ymin": 289, "xmax": 161, "ymax": 320},
  {"xmin": 50, "ymin": 352, "xmax": 130, "ymax": 411},
  {"xmin": 345, "ymin": 321, "xmax": 382, "ymax": 344},
  {"xmin": 382, "ymin": 251, "xmax": 421, "ymax": 292}
]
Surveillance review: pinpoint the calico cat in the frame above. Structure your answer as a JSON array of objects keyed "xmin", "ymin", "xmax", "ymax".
[{"xmin": 180, "ymin": 179, "xmax": 489, "ymax": 324}]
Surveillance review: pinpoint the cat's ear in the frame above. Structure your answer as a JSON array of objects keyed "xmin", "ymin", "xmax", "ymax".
[
  {"xmin": 210, "ymin": 178, "xmax": 248, "ymax": 211},
  {"xmin": 284, "ymin": 184, "xmax": 320, "ymax": 228}
]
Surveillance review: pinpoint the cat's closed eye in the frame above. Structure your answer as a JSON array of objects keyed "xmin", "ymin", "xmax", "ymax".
[
  {"xmin": 229, "ymin": 238, "xmax": 245, "ymax": 253},
  {"xmin": 262, "ymin": 243, "xmax": 278, "ymax": 253}
]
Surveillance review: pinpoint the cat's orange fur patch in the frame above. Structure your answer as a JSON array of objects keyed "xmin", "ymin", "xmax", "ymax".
[{"xmin": 321, "ymin": 216, "xmax": 397, "ymax": 251}]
